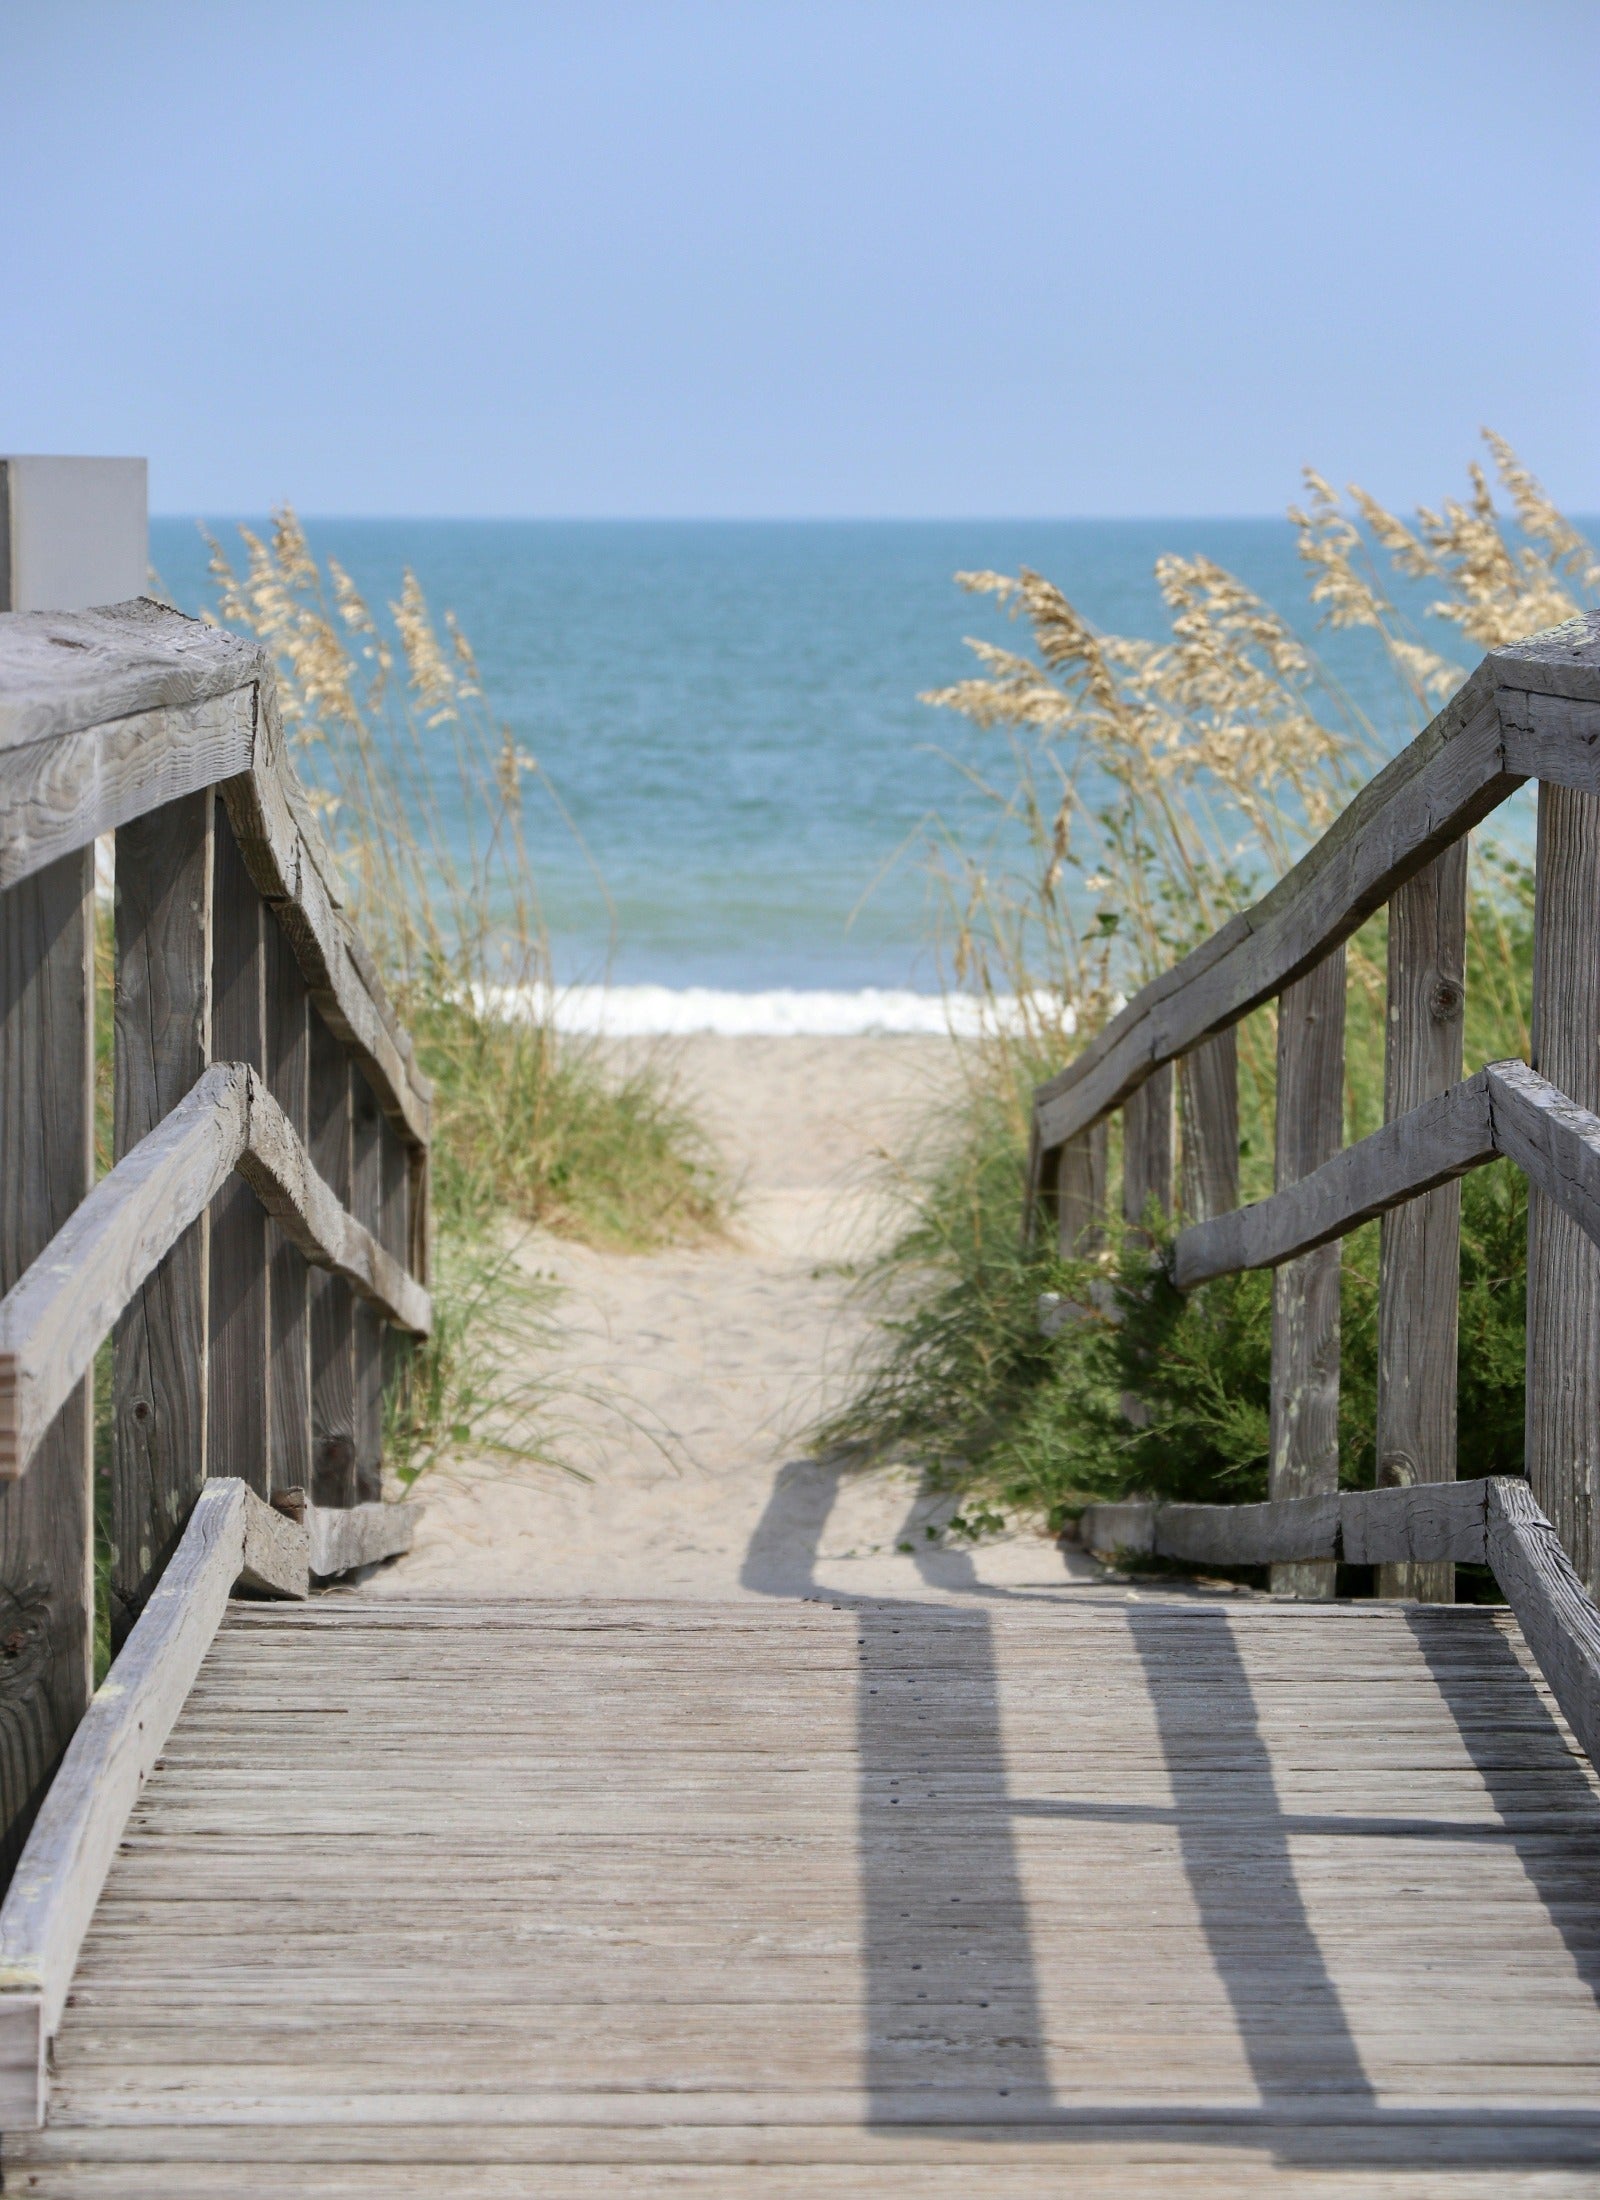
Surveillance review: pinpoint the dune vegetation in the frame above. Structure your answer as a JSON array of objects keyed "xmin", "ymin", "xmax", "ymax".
[{"xmin": 828, "ymin": 434, "xmax": 1599, "ymax": 1545}]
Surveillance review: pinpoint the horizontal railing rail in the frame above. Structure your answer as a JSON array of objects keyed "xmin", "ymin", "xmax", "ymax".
[{"xmin": 1078, "ymin": 1475, "xmax": 1600, "ymax": 1771}]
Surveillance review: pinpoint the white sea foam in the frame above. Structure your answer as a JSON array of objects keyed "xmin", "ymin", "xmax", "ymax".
[{"xmin": 476, "ymin": 984, "xmax": 1071, "ymax": 1039}]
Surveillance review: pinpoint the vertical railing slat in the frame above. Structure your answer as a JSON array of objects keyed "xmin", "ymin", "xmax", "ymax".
[
  {"xmin": 1527, "ymin": 782, "xmax": 1600, "ymax": 1595},
  {"xmin": 0, "ymin": 848, "xmax": 95, "ymax": 1879},
  {"xmin": 1056, "ymin": 1121, "xmax": 1109, "ymax": 1259},
  {"xmin": 265, "ymin": 906, "xmax": 311, "ymax": 1498},
  {"xmin": 110, "ymin": 794, "xmax": 213, "ymax": 1643},
  {"xmin": 308, "ymin": 1014, "xmax": 356, "ymax": 1510},
  {"xmin": 1122, "ymin": 1064, "xmax": 1173, "ymax": 1241},
  {"xmin": 1178, "ymin": 1030, "xmax": 1239, "ymax": 1224},
  {"xmin": 349, "ymin": 1073, "xmax": 384, "ymax": 1504},
  {"xmin": 1269, "ymin": 948, "xmax": 1346, "ymax": 1598},
  {"xmin": 1376, "ymin": 844, "xmax": 1467, "ymax": 1602},
  {"xmin": 207, "ymin": 798, "xmax": 271, "ymax": 1495}
]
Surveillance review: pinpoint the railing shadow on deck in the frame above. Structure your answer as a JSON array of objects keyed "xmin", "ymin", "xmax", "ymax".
[{"xmin": 740, "ymin": 1458, "xmax": 1600, "ymax": 2169}]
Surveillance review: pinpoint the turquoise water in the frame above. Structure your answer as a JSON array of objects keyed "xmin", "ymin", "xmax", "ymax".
[{"xmin": 151, "ymin": 517, "xmax": 1565, "ymax": 1002}]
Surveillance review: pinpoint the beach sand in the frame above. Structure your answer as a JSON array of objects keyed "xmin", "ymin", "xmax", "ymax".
[{"xmin": 360, "ymin": 1034, "xmax": 1088, "ymax": 1603}]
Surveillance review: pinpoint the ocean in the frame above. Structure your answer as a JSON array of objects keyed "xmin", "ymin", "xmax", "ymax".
[{"xmin": 150, "ymin": 517, "xmax": 1564, "ymax": 1032}]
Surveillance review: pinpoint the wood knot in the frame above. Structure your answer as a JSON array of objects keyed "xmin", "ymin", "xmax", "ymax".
[
  {"xmin": 1378, "ymin": 1453, "xmax": 1417, "ymax": 1489},
  {"xmin": 1429, "ymin": 979, "xmax": 1463, "ymax": 1021}
]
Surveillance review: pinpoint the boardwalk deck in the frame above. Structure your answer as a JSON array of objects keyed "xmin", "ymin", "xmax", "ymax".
[{"xmin": 10, "ymin": 1591, "xmax": 1600, "ymax": 2195}]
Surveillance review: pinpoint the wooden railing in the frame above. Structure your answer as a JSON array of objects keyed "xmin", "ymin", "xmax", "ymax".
[
  {"xmin": 1032, "ymin": 608, "xmax": 1600, "ymax": 1602},
  {"xmin": 0, "ymin": 597, "xmax": 431, "ymax": 1891}
]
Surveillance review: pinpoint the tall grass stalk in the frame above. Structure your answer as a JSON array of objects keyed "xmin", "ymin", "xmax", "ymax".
[
  {"xmin": 832, "ymin": 435, "xmax": 1594, "ymax": 1536},
  {"xmin": 200, "ymin": 511, "xmax": 727, "ymax": 1486}
]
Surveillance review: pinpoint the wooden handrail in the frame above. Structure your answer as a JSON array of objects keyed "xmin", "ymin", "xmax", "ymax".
[
  {"xmin": 1031, "ymin": 614, "xmax": 1600, "ymax": 1172},
  {"xmin": 0, "ymin": 600, "xmax": 430, "ymax": 1143},
  {"xmin": 1032, "ymin": 608, "xmax": 1600, "ymax": 1611},
  {"xmin": 0, "ymin": 596, "xmax": 433, "ymax": 1886}
]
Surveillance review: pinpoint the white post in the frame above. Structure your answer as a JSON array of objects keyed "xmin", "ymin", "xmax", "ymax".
[{"xmin": 0, "ymin": 456, "xmax": 148, "ymax": 612}]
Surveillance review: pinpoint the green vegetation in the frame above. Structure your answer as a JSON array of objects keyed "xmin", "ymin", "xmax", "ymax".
[
  {"xmin": 829, "ymin": 436, "xmax": 1595, "ymax": 1545},
  {"xmin": 197, "ymin": 514, "xmax": 729, "ymax": 1487}
]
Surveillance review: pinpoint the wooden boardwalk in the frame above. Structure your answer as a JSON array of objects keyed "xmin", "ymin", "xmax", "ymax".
[{"xmin": 10, "ymin": 1590, "xmax": 1600, "ymax": 2195}]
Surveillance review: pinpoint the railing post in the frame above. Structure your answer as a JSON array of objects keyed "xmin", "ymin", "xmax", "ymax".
[
  {"xmin": 1527, "ymin": 783, "xmax": 1600, "ymax": 1594},
  {"xmin": 1269, "ymin": 949, "xmax": 1346, "ymax": 1597},
  {"xmin": 350, "ymin": 1074, "xmax": 384, "ymax": 1503},
  {"xmin": 1179, "ymin": 1030, "xmax": 1239, "ymax": 1224},
  {"xmin": 0, "ymin": 848, "xmax": 94, "ymax": 1879},
  {"xmin": 1122, "ymin": 1064, "xmax": 1173, "ymax": 1241},
  {"xmin": 265, "ymin": 907, "xmax": 311, "ymax": 1497},
  {"xmin": 207, "ymin": 798, "xmax": 271, "ymax": 1495},
  {"xmin": 1377, "ymin": 844, "xmax": 1467, "ymax": 1602},
  {"xmin": 111, "ymin": 794, "xmax": 213, "ymax": 1643},
  {"xmin": 308, "ymin": 1014, "xmax": 356, "ymax": 1509},
  {"xmin": 1056, "ymin": 1121, "xmax": 1108, "ymax": 1259}
]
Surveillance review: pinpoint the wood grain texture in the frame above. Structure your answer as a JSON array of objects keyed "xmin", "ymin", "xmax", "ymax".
[
  {"xmin": 1487, "ymin": 1474, "xmax": 1600, "ymax": 1772},
  {"xmin": 111, "ymin": 796, "xmax": 212, "ymax": 1645},
  {"xmin": 207, "ymin": 800, "xmax": 270, "ymax": 1496},
  {"xmin": 1488, "ymin": 1060, "xmax": 1600, "ymax": 1253},
  {"xmin": 1171, "ymin": 1072, "xmax": 1495, "ymax": 1289},
  {"xmin": 1178, "ymin": 1028, "xmax": 1238, "ymax": 1224},
  {"xmin": 1269, "ymin": 950, "xmax": 1346, "ymax": 1598},
  {"xmin": 1055, "ymin": 1120, "xmax": 1108, "ymax": 1259},
  {"xmin": 0, "ymin": 603, "xmax": 429, "ymax": 1142},
  {"xmin": 1377, "ymin": 843, "xmax": 1468, "ymax": 1603},
  {"xmin": 11, "ymin": 1592, "xmax": 1600, "ymax": 2183},
  {"xmin": 0, "ymin": 691, "xmax": 255, "ymax": 894},
  {"xmin": 0, "ymin": 602, "xmax": 259, "ymax": 752},
  {"xmin": 308, "ymin": 1023, "xmax": 356, "ymax": 1510},
  {"xmin": 0, "ymin": 850, "xmax": 95, "ymax": 1889},
  {"xmin": 0, "ymin": 1477, "xmax": 304, "ymax": 2117},
  {"xmin": 1525, "ymin": 779, "xmax": 1600, "ymax": 1593},
  {"xmin": 1121, "ymin": 1062, "xmax": 1172, "ymax": 1239},
  {"xmin": 264, "ymin": 907, "xmax": 311, "ymax": 1497},
  {"xmin": 306, "ymin": 1498, "xmax": 421, "ymax": 1578},
  {"xmin": 1033, "ymin": 669, "xmax": 1515, "ymax": 1156},
  {"xmin": 1081, "ymin": 1480, "xmax": 1491, "ymax": 1569},
  {"xmin": 349, "ymin": 1071, "xmax": 384, "ymax": 1504}
]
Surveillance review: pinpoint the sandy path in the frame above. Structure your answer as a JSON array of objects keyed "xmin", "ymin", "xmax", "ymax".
[{"xmin": 361, "ymin": 1035, "xmax": 1085, "ymax": 1604}]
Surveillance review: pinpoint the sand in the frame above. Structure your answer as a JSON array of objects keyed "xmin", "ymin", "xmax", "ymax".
[{"xmin": 360, "ymin": 1034, "xmax": 1089, "ymax": 1606}]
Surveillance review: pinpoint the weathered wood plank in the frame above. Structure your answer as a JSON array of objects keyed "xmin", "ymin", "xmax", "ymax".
[
  {"xmin": 1171, "ymin": 1072, "xmax": 1495, "ymax": 1290},
  {"xmin": 1178, "ymin": 1028, "xmax": 1238, "ymax": 1224},
  {"xmin": 0, "ymin": 1479, "xmax": 305, "ymax": 2127},
  {"xmin": 1339, "ymin": 1478, "xmax": 1489, "ymax": 1568},
  {"xmin": 308, "ymin": 1022, "xmax": 356, "ymax": 1510},
  {"xmin": 264, "ymin": 908, "xmax": 311, "ymax": 1497},
  {"xmin": 1487, "ymin": 1059, "xmax": 1600, "ymax": 1255},
  {"xmin": 1269, "ymin": 949, "xmax": 1345, "ymax": 1598},
  {"xmin": 1524, "ymin": 778, "xmax": 1600, "ymax": 1594},
  {"xmin": 0, "ymin": 849, "xmax": 95, "ymax": 1889},
  {"xmin": 1033, "ymin": 670, "xmax": 1515, "ymax": 1154},
  {"xmin": 110, "ymin": 794, "xmax": 212, "ymax": 1645},
  {"xmin": 1083, "ymin": 1478, "xmax": 1496, "ymax": 1570},
  {"xmin": 1486, "ymin": 1474, "xmax": 1600, "ymax": 1771},
  {"xmin": 1121, "ymin": 1061, "xmax": 1171, "ymax": 1240},
  {"xmin": 207, "ymin": 799, "xmax": 270, "ymax": 1494},
  {"xmin": 0, "ymin": 691, "xmax": 255, "ymax": 893},
  {"xmin": 1157, "ymin": 1493, "xmax": 1341, "ymax": 1567},
  {"xmin": 0, "ymin": 601, "xmax": 259, "ymax": 752},
  {"xmin": 349, "ymin": 1070, "xmax": 384, "ymax": 1504},
  {"xmin": 1055, "ymin": 1119, "xmax": 1108, "ymax": 1259},
  {"xmin": 0, "ymin": 1068, "xmax": 429, "ymax": 1484},
  {"xmin": 1376, "ymin": 841, "xmax": 1468, "ymax": 1602},
  {"xmin": 307, "ymin": 1498, "xmax": 422, "ymax": 1579}
]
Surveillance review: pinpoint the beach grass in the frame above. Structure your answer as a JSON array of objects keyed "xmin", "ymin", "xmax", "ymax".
[{"xmin": 830, "ymin": 434, "xmax": 1592, "ymax": 1541}]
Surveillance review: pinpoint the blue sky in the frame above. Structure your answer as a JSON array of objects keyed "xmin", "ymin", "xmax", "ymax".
[{"xmin": 4, "ymin": 1, "xmax": 1596, "ymax": 518}]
